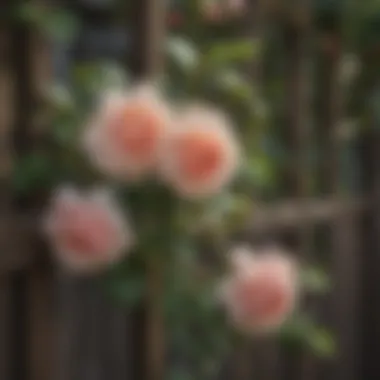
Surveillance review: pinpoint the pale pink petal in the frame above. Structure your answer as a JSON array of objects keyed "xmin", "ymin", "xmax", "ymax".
[
  {"xmin": 220, "ymin": 245, "xmax": 299, "ymax": 334},
  {"xmin": 43, "ymin": 186, "xmax": 134, "ymax": 275},
  {"xmin": 160, "ymin": 104, "xmax": 240, "ymax": 199},
  {"xmin": 83, "ymin": 84, "xmax": 171, "ymax": 181}
]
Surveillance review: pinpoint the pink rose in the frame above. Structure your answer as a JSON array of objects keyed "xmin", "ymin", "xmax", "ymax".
[
  {"xmin": 160, "ymin": 105, "xmax": 240, "ymax": 199},
  {"xmin": 219, "ymin": 246, "xmax": 298, "ymax": 333},
  {"xmin": 44, "ymin": 187, "xmax": 134, "ymax": 274},
  {"xmin": 83, "ymin": 84, "xmax": 170, "ymax": 180}
]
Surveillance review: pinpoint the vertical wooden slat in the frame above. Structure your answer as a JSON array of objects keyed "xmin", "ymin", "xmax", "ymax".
[
  {"xmin": 130, "ymin": 0, "xmax": 166, "ymax": 79},
  {"xmin": 98, "ymin": 293, "xmax": 130, "ymax": 380},
  {"xmin": 29, "ymin": 11, "xmax": 52, "ymax": 141},
  {"xmin": 318, "ymin": 30, "xmax": 342, "ymax": 380},
  {"xmin": 145, "ymin": 262, "xmax": 165, "ymax": 380},
  {"xmin": 25, "ymin": 1, "xmax": 57, "ymax": 378},
  {"xmin": 283, "ymin": 3, "xmax": 312, "ymax": 199},
  {"xmin": 234, "ymin": 1, "xmax": 281, "ymax": 379},
  {"xmin": 369, "ymin": 129, "xmax": 380, "ymax": 380},
  {"xmin": 0, "ymin": 17, "xmax": 13, "ymax": 193},
  {"xmin": 56, "ymin": 277, "xmax": 102, "ymax": 380},
  {"xmin": 56, "ymin": 276, "xmax": 83, "ymax": 380},
  {"xmin": 11, "ymin": 5, "xmax": 34, "ymax": 157},
  {"xmin": 28, "ymin": 261, "xmax": 56, "ymax": 380},
  {"xmin": 133, "ymin": 1, "xmax": 167, "ymax": 380},
  {"xmin": 283, "ymin": 2, "xmax": 314, "ymax": 380},
  {"xmin": 11, "ymin": 272, "xmax": 28, "ymax": 380},
  {"xmin": 56, "ymin": 275, "xmax": 132, "ymax": 380},
  {"xmin": 0, "ymin": 13, "xmax": 14, "ymax": 380},
  {"xmin": 358, "ymin": 125, "xmax": 380, "ymax": 379},
  {"xmin": 250, "ymin": 337, "xmax": 280, "ymax": 380},
  {"xmin": 319, "ymin": 25, "xmax": 360, "ymax": 380},
  {"xmin": 0, "ymin": 279, "xmax": 11, "ymax": 379},
  {"xmin": 245, "ymin": 0, "xmax": 267, "ymax": 81}
]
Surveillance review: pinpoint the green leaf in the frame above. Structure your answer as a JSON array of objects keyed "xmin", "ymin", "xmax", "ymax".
[
  {"xmin": 73, "ymin": 62, "xmax": 130, "ymax": 97},
  {"xmin": 301, "ymin": 267, "xmax": 331, "ymax": 294},
  {"xmin": 43, "ymin": 10, "xmax": 80, "ymax": 43},
  {"xmin": 101, "ymin": 263, "xmax": 145, "ymax": 305},
  {"xmin": 213, "ymin": 69, "xmax": 255, "ymax": 102},
  {"xmin": 16, "ymin": 3, "xmax": 45, "ymax": 23},
  {"xmin": 97, "ymin": 63, "xmax": 130, "ymax": 92},
  {"xmin": 46, "ymin": 83, "xmax": 74, "ymax": 113},
  {"xmin": 307, "ymin": 328, "xmax": 336, "ymax": 358},
  {"xmin": 202, "ymin": 39, "xmax": 261, "ymax": 69},
  {"xmin": 12, "ymin": 152, "xmax": 60, "ymax": 195},
  {"xmin": 279, "ymin": 314, "xmax": 336, "ymax": 358},
  {"xmin": 17, "ymin": 5, "xmax": 80, "ymax": 43},
  {"xmin": 279, "ymin": 314, "xmax": 314, "ymax": 346},
  {"xmin": 167, "ymin": 37, "xmax": 200, "ymax": 72},
  {"xmin": 239, "ymin": 155, "xmax": 276, "ymax": 190}
]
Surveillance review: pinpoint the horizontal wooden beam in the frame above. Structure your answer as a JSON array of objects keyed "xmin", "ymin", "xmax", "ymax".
[
  {"xmin": 248, "ymin": 197, "xmax": 371, "ymax": 232},
  {"xmin": 0, "ymin": 197, "xmax": 372, "ymax": 274}
]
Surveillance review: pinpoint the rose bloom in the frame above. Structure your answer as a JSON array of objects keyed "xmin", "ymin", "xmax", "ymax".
[
  {"xmin": 160, "ymin": 105, "xmax": 240, "ymax": 199},
  {"xmin": 44, "ymin": 186, "xmax": 134, "ymax": 274},
  {"xmin": 219, "ymin": 246, "xmax": 298, "ymax": 334},
  {"xmin": 83, "ymin": 84, "xmax": 170, "ymax": 180}
]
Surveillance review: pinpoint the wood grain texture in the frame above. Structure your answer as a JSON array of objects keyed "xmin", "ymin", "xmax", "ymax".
[
  {"xmin": 282, "ymin": 3, "xmax": 315, "ymax": 380},
  {"xmin": 28, "ymin": 262, "xmax": 57, "ymax": 380},
  {"xmin": 145, "ymin": 263, "xmax": 165, "ymax": 380},
  {"xmin": 55, "ymin": 275, "xmax": 132, "ymax": 380},
  {"xmin": 137, "ymin": 1, "xmax": 167, "ymax": 380},
  {"xmin": 0, "ymin": 18, "xmax": 14, "ymax": 380},
  {"xmin": 0, "ymin": 278, "xmax": 11, "ymax": 379},
  {"xmin": 358, "ymin": 130, "xmax": 380, "ymax": 380}
]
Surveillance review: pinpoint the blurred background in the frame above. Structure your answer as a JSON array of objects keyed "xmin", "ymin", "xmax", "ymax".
[{"xmin": 1, "ymin": 0, "xmax": 380, "ymax": 379}]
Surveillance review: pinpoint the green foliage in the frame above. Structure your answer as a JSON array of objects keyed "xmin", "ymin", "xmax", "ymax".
[
  {"xmin": 45, "ymin": 84, "xmax": 75, "ymax": 114},
  {"xmin": 12, "ymin": 151, "xmax": 61, "ymax": 197},
  {"xmin": 201, "ymin": 39, "xmax": 261, "ymax": 69},
  {"xmin": 101, "ymin": 258, "xmax": 145, "ymax": 305},
  {"xmin": 279, "ymin": 314, "xmax": 336, "ymax": 358},
  {"xmin": 301, "ymin": 267, "xmax": 332, "ymax": 294},
  {"xmin": 10, "ymin": 1, "xmax": 354, "ymax": 377},
  {"xmin": 73, "ymin": 62, "xmax": 130, "ymax": 95},
  {"xmin": 16, "ymin": 4, "xmax": 80, "ymax": 43},
  {"xmin": 306, "ymin": 326, "xmax": 336, "ymax": 358},
  {"xmin": 167, "ymin": 37, "xmax": 201, "ymax": 73}
]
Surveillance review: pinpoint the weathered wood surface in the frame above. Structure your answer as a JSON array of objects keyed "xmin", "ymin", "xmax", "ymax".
[
  {"xmin": 0, "ymin": 17, "xmax": 14, "ymax": 380},
  {"xmin": 55, "ymin": 275, "xmax": 132, "ymax": 380}
]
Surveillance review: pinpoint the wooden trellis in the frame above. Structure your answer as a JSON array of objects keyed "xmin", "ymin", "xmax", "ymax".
[{"xmin": 1, "ymin": 0, "xmax": 380, "ymax": 380}]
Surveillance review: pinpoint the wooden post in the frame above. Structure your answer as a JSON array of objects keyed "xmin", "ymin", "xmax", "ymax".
[
  {"xmin": 317, "ymin": 23, "xmax": 361, "ymax": 380},
  {"xmin": 282, "ymin": 2, "xmax": 314, "ymax": 380},
  {"xmin": 10, "ymin": 1, "xmax": 58, "ymax": 379},
  {"xmin": 28, "ymin": 258, "xmax": 56, "ymax": 380},
  {"xmin": 234, "ymin": 1, "xmax": 280, "ymax": 380},
  {"xmin": 0, "ymin": 7, "xmax": 15, "ymax": 379},
  {"xmin": 357, "ymin": 104, "xmax": 380, "ymax": 379},
  {"xmin": 0, "ymin": 26, "xmax": 13, "ymax": 379},
  {"xmin": 130, "ymin": 1, "xmax": 167, "ymax": 380}
]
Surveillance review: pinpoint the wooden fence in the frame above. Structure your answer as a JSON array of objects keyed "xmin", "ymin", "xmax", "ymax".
[{"xmin": 1, "ymin": 0, "xmax": 380, "ymax": 379}]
